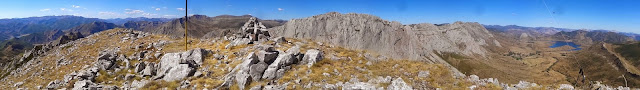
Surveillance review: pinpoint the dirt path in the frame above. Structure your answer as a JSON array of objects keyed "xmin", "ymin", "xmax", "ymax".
[{"xmin": 603, "ymin": 43, "xmax": 640, "ymax": 76}]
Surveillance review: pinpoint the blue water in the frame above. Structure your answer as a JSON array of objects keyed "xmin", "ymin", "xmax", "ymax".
[{"xmin": 549, "ymin": 41, "xmax": 581, "ymax": 51}]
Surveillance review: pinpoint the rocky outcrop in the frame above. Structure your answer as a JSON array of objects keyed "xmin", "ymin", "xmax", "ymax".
[
  {"xmin": 51, "ymin": 32, "xmax": 85, "ymax": 46},
  {"xmin": 95, "ymin": 49, "xmax": 119, "ymax": 70},
  {"xmin": 269, "ymin": 12, "xmax": 498, "ymax": 76},
  {"xmin": 271, "ymin": 12, "xmax": 496, "ymax": 59},
  {"xmin": 218, "ymin": 45, "xmax": 323, "ymax": 90},
  {"xmin": 157, "ymin": 48, "xmax": 211, "ymax": 81}
]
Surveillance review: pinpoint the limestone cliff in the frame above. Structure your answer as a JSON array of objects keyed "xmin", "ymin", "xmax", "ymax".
[{"xmin": 270, "ymin": 12, "xmax": 499, "ymax": 76}]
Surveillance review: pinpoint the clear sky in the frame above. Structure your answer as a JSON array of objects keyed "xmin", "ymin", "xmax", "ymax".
[{"xmin": 1, "ymin": 0, "xmax": 638, "ymax": 33}]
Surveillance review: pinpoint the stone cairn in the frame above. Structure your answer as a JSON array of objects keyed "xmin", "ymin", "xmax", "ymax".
[{"xmin": 241, "ymin": 17, "xmax": 270, "ymax": 43}]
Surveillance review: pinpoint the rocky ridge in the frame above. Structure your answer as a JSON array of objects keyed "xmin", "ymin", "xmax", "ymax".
[{"xmin": 269, "ymin": 12, "xmax": 502, "ymax": 77}]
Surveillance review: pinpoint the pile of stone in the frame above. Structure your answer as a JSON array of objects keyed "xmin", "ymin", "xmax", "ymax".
[
  {"xmin": 225, "ymin": 17, "xmax": 274, "ymax": 49},
  {"xmin": 241, "ymin": 17, "xmax": 270, "ymax": 43}
]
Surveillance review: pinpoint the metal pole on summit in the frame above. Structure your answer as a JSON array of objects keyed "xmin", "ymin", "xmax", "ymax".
[{"xmin": 184, "ymin": 0, "xmax": 188, "ymax": 51}]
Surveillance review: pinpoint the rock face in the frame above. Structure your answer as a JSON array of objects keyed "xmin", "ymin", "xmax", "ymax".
[
  {"xmin": 271, "ymin": 12, "xmax": 495, "ymax": 59},
  {"xmin": 270, "ymin": 12, "xmax": 497, "ymax": 76}
]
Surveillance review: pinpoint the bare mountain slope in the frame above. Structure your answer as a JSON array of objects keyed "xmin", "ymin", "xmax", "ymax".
[{"xmin": 270, "ymin": 12, "xmax": 500, "ymax": 76}]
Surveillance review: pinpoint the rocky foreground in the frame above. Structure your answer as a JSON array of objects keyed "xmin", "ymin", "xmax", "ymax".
[{"xmin": 0, "ymin": 13, "xmax": 636, "ymax": 90}]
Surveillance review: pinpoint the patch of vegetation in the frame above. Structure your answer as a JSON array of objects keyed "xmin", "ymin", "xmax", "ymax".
[
  {"xmin": 615, "ymin": 42, "xmax": 640, "ymax": 65},
  {"xmin": 502, "ymin": 51, "xmax": 539, "ymax": 60},
  {"xmin": 435, "ymin": 52, "xmax": 468, "ymax": 60},
  {"xmin": 553, "ymin": 47, "xmax": 640, "ymax": 88},
  {"xmin": 142, "ymin": 80, "xmax": 181, "ymax": 90}
]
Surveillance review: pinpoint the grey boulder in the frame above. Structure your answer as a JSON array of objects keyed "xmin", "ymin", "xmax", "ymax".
[
  {"xmin": 302, "ymin": 49, "xmax": 323, "ymax": 67},
  {"xmin": 249, "ymin": 62, "xmax": 268, "ymax": 81},
  {"xmin": 162, "ymin": 64, "xmax": 195, "ymax": 81}
]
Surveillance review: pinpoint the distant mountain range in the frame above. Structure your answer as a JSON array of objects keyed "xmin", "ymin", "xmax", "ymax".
[
  {"xmin": 483, "ymin": 25, "xmax": 576, "ymax": 34},
  {"xmin": 0, "ymin": 16, "xmax": 175, "ymax": 41},
  {"xmin": 104, "ymin": 17, "xmax": 173, "ymax": 25},
  {"xmin": 124, "ymin": 15, "xmax": 286, "ymax": 38},
  {"xmin": 553, "ymin": 30, "xmax": 635, "ymax": 44},
  {"xmin": 620, "ymin": 32, "xmax": 640, "ymax": 41},
  {"xmin": 0, "ymin": 16, "xmax": 102, "ymax": 41},
  {"xmin": 484, "ymin": 25, "xmax": 640, "ymax": 41}
]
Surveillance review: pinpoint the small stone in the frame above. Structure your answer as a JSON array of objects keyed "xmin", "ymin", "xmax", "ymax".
[
  {"xmin": 250, "ymin": 85, "xmax": 263, "ymax": 90},
  {"xmin": 558, "ymin": 84, "xmax": 574, "ymax": 90},
  {"xmin": 72, "ymin": 80, "xmax": 93, "ymax": 90},
  {"xmin": 13, "ymin": 82, "xmax": 24, "ymax": 87},
  {"xmin": 323, "ymin": 73, "xmax": 331, "ymax": 77},
  {"xmin": 388, "ymin": 77, "xmax": 412, "ymax": 90},
  {"xmin": 125, "ymin": 74, "xmax": 136, "ymax": 80},
  {"xmin": 418, "ymin": 71, "xmax": 430, "ymax": 78},
  {"xmin": 272, "ymin": 37, "xmax": 287, "ymax": 43}
]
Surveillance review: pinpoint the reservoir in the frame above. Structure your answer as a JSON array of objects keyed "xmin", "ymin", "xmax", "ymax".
[{"xmin": 549, "ymin": 41, "xmax": 581, "ymax": 51}]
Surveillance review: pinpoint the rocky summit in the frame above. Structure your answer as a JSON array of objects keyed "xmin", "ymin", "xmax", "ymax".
[
  {"xmin": 0, "ymin": 12, "xmax": 637, "ymax": 90},
  {"xmin": 270, "ymin": 12, "xmax": 500, "ymax": 77}
]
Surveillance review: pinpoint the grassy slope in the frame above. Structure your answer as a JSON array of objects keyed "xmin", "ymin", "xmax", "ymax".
[
  {"xmin": 615, "ymin": 42, "xmax": 640, "ymax": 67},
  {"xmin": 552, "ymin": 43, "xmax": 640, "ymax": 88}
]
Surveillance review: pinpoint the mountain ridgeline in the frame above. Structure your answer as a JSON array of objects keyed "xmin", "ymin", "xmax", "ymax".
[
  {"xmin": 553, "ymin": 30, "xmax": 635, "ymax": 45},
  {"xmin": 123, "ymin": 15, "xmax": 286, "ymax": 38},
  {"xmin": 0, "ymin": 16, "xmax": 102, "ymax": 41}
]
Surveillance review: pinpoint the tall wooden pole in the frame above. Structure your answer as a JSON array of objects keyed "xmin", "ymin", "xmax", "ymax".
[{"xmin": 184, "ymin": 0, "xmax": 188, "ymax": 51}]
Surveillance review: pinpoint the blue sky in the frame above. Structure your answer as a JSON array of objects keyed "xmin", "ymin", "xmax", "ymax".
[{"xmin": 0, "ymin": 0, "xmax": 638, "ymax": 33}]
